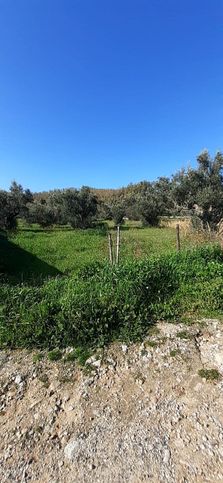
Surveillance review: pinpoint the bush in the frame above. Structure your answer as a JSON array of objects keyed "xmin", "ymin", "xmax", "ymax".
[{"xmin": 0, "ymin": 191, "xmax": 18, "ymax": 230}]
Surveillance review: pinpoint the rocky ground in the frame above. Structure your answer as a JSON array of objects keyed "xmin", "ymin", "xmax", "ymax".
[{"xmin": 0, "ymin": 319, "xmax": 223, "ymax": 483}]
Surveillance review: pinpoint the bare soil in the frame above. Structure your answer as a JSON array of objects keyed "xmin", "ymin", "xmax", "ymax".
[{"xmin": 0, "ymin": 320, "xmax": 223, "ymax": 482}]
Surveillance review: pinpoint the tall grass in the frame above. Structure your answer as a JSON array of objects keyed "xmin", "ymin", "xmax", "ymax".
[{"xmin": 1, "ymin": 245, "xmax": 223, "ymax": 349}]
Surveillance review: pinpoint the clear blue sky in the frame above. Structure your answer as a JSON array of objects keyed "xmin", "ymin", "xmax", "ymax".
[{"xmin": 0, "ymin": 0, "xmax": 223, "ymax": 191}]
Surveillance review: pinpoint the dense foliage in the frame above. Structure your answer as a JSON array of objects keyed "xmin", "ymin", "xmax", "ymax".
[
  {"xmin": 1, "ymin": 245, "xmax": 223, "ymax": 349},
  {"xmin": 1, "ymin": 150, "xmax": 223, "ymax": 229},
  {"xmin": 172, "ymin": 151, "xmax": 223, "ymax": 229},
  {"xmin": 94, "ymin": 151, "xmax": 223, "ymax": 228},
  {"xmin": 0, "ymin": 182, "xmax": 33, "ymax": 230},
  {"xmin": 0, "ymin": 184, "xmax": 98, "ymax": 230}
]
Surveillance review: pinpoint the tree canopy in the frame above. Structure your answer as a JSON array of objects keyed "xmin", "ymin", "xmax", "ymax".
[{"xmin": 1, "ymin": 150, "xmax": 223, "ymax": 230}]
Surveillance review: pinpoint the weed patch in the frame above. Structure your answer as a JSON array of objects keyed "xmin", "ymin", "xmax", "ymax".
[
  {"xmin": 1, "ymin": 245, "xmax": 223, "ymax": 351},
  {"xmin": 176, "ymin": 331, "xmax": 192, "ymax": 340},
  {"xmin": 63, "ymin": 350, "xmax": 77, "ymax": 363},
  {"xmin": 146, "ymin": 341, "xmax": 159, "ymax": 348},
  {"xmin": 75, "ymin": 347, "xmax": 92, "ymax": 366},
  {"xmin": 38, "ymin": 374, "xmax": 50, "ymax": 387},
  {"xmin": 33, "ymin": 353, "xmax": 44, "ymax": 363},
  {"xmin": 48, "ymin": 349, "xmax": 63, "ymax": 361},
  {"xmin": 198, "ymin": 368, "xmax": 221, "ymax": 381},
  {"xmin": 170, "ymin": 349, "xmax": 181, "ymax": 357}
]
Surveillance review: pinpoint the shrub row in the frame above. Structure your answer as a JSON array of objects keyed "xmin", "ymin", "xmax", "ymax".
[{"xmin": 1, "ymin": 245, "xmax": 223, "ymax": 349}]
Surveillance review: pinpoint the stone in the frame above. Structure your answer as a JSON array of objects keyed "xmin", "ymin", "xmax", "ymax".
[
  {"xmin": 85, "ymin": 356, "xmax": 97, "ymax": 365},
  {"xmin": 121, "ymin": 344, "xmax": 128, "ymax": 354},
  {"xmin": 91, "ymin": 359, "xmax": 101, "ymax": 368},
  {"xmin": 64, "ymin": 439, "xmax": 81, "ymax": 461},
  {"xmin": 163, "ymin": 448, "xmax": 171, "ymax": 463},
  {"xmin": 15, "ymin": 374, "xmax": 23, "ymax": 385},
  {"xmin": 106, "ymin": 357, "xmax": 116, "ymax": 368}
]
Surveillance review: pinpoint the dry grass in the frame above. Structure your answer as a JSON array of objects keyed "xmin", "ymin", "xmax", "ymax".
[{"xmin": 160, "ymin": 217, "xmax": 191, "ymax": 231}]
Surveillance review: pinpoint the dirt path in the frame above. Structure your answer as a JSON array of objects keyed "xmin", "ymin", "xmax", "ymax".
[{"xmin": 0, "ymin": 320, "xmax": 223, "ymax": 482}]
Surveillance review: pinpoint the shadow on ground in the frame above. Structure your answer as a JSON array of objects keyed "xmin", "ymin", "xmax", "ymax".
[{"xmin": 0, "ymin": 233, "xmax": 61, "ymax": 284}]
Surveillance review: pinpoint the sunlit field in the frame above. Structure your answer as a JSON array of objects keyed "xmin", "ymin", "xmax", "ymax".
[
  {"xmin": 0, "ymin": 220, "xmax": 209, "ymax": 283},
  {"xmin": 0, "ymin": 220, "xmax": 222, "ymax": 349}
]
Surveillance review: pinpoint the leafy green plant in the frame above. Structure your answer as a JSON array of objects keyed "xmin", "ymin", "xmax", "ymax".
[
  {"xmin": 147, "ymin": 326, "xmax": 160, "ymax": 336},
  {"xmin": 63, "ymin": 350, "xmax": 77, "ymax": 362},
  {"xmin": 146, "ymin": 341, "xmax": 158, "ymax": 348},
  {"xmin": 48, "ymin": 349, "xmax": 63, "ymax": 361},
  {"xmin": 38, "ymin": 374, "xmax": 50, "ymax": 387},
  {"xmin": 33, "ymin": 353, "xmax": 44, "ymax": 363},
  {"xmin": 170, "ymin": 349, "xmax": 181, "ymax": 357},
  {"xmin": 176, "ymin": 331, "xmax": 192, "ymax": 340},
  {"xmin": 75, "ymin": 347, "xmax": 92, "ymax": 366},
  {"xmin": 198, "ymin": 368, "xmax": 221, "ymax": 381}
]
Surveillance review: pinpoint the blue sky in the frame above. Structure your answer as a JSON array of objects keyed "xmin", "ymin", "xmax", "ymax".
[{"xmin": 0, "ymin": 0, "xmax": 223, "ymax": 191}]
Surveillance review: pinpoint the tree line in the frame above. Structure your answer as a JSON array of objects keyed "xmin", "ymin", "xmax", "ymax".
[
  {"xmin": 1, "ymin": 150, "xmax": 223, "ymax": 231},
  {"xmin": 0, "ymin": 184, "xmax": 98, "ymax": 230}
]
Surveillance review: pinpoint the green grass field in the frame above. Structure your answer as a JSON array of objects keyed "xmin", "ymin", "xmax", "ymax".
[
  {"xmin": 0, "ymin": 221, "xmax": 207, "ymax": 283},
  {"xmin": 1, "ymin": 222, "xmax": 222, "ymax": 350}
]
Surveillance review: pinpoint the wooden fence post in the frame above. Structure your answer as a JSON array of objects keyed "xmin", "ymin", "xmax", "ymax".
[
  {"xmin": 116, "ymin": 225, "xmax": 120, "ymax": 264},
  {"xmin": 108, "ymin": 232, "xmax": 113, "ymax": 265},
  {"xmin": 176, "ymin": 223, "xmax": 181, "ymax": 251}
]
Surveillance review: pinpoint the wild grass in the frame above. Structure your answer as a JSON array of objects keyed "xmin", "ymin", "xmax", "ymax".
[
  {"xmin": 1, "ymin": 244, "xmax": 223, "ymax": 350},
  {"xmin": 2, "ymin": 224, "xmax": 107, "ymax": 282},
  {"xmin": 47, "ymin": 349, "xmax": 63, "ymax": 361},
  {"xmin": 1, "ymin": 220, "xmax": 211, "ymax": 284}
]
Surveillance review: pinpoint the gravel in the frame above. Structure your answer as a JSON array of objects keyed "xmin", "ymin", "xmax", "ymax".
[{"xmin": 0, "ymin": 320, "xmax": 223, "ymax": 482}]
